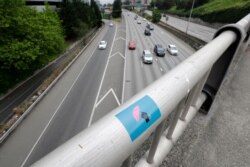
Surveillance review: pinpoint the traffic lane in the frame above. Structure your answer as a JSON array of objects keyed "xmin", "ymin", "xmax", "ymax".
[
  {"xmin": 124, "ymin": 14, "xmax": 194, "ymax": 101},
  {"xmin": 125, "ymin": 16, "xmax": 160, "ymax": 98},
  {"xmin": 94, "ymin": 34, "xmax": 125, "ymax": 120},
  {"xmin": 149, "ymin": 23, "xmax": 192, "ymax": 64},
  {"xmin": 124, "ymin": 20, "xmax": 145, "ymax": 101},
  {"xmin": 131, "ymin": 15, "xmax": 193, "ymax": 69},
  {"xmin": 0, "ymin": 25, "xmax": 111, "ymax": 167},
  {"xmin": 21, "ymin": 27, "xmax": 116, "ymax": 166},
  {"xmin": 97, "ymin": 39, "xmax": 125, "ymax": 102},
  {"xmin": 91, "ymin": 19, "xmax": 126, "ymax": 124}
]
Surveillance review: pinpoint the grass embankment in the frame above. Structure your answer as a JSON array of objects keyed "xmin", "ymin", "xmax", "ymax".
[{"xmin": 168, "ymin": 0, "xmax": 250, "ymax": 23}]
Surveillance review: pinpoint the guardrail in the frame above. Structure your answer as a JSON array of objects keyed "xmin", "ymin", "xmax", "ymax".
[{"xmin": 32, "ymin": 14, "xmax": 250, "ymax": 167}]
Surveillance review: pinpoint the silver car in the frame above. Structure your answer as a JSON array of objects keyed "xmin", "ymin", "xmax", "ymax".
[
  {"xmin": 99, "ymin": 41, "xmax": 107, "ymax": 49},
  {"xmin": 142, "ymin": 50, "xmax": 153, "ymax": 64}
]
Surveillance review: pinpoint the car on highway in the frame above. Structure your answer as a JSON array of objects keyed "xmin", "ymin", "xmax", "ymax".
[
  {"xmin": 154, "ymin": 44, "xmax": 165, "ymax": 57},
  {"xmin": 137, "ymin": 19, "xmax": 141, "ymax": 24},
  {"xmin": 128, "ymin": 40, "xmax": 136, "ymax": 50},
  {"xmin": 146, "ymin": 23, "xmax": 154, "ymax": 30},
  {"xmin": 134, "ymin": 15, "xmax": 138, "ymax": 20},
  {"xmin": 144, "ymin": 28, "xmax": 151, "ymax": 36},
  {"xmin": 109, "ymin": 22, "xmax": 113, "ymax": 27},
  {"xmin": 167, "ymin": 44, "xmax": 178, "ymax": 55},
  {"xmin": 142, "ymin": 50, "xmax": 153, "ymax": 64},
  {"xmin": 99, "ymin": 41, "xmax": 107, "ymax": 49}
]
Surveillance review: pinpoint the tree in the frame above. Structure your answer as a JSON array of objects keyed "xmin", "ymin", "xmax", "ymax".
[
  {"xmin": 59, "ymin": 0, "xmax": 102, "ymax": 39},
  {"xmin": 112, "ymin": 0, "xmax": 121, "ymax": 18},
  {"xmin": 0, "ymin": 0, "xmax": 65, "ymax": 93},
  {"xmin": 91, "ymin": 0, "xmax": 102, "ymax": 27},
  {"xmin": 59, "ymin": 0, "xmax": 90, "ymax": 39},
  {"xmin": 152, "ymin": 9, "xmax": 161, "ymax": 23}
]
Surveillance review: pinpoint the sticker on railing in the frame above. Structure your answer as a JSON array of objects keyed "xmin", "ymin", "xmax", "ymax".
[{"xmin": 116, "ymin": 95, "xmax": 161, "ymax": 141}]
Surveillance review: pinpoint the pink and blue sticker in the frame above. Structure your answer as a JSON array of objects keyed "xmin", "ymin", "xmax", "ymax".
[{"xmin": 116, "ymin": 95, "xmax": 161, "ymax": 141}]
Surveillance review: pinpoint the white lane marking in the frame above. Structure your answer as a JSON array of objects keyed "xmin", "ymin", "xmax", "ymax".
[
  {"xmin": 95, "ymin": 88, "xmax": 121, "ymax": 108},
  {"xmin": 88, "ymin": 22, "xmax": 118, "ymax": 127},
  {"xmin": 155, "ymin": 58, "xmax": 158, "ymax": 62},
  {"xmin": 110, "ymin": 51, "xmax": 125, "ymax": 59},
  {"xmin": 122, "ymin": 16, "xmax": 128, "ymax": 104},
  {"xmin": 20, "ymin": 26, "xmax": 108, "ymax": 167},
  {"xmin": 115, "ymin": 37, "xmax": 126, "ymax": 41}
]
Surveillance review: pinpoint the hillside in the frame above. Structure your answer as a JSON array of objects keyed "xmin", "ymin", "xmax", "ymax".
[{"xmin": 168, "ymin": 0, "xmax": 250, "ymax": 23}]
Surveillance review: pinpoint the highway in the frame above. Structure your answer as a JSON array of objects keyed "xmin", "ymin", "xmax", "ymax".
[
  {"xmin": 123, "ymin": 11, "xmax": 194, "ymax": 102},
  {"xmin": 145, "ymin": 10, "xmax": 216, "ymax": 43},
  {"xmin": 0, "ymin": 12, "xmax": 194, "ymax": 167}
]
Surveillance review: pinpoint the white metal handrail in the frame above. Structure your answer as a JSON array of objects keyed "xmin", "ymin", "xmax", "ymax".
[{"xmin": 32, "ymin": 13, "xmax": 250, "ymax": 167}]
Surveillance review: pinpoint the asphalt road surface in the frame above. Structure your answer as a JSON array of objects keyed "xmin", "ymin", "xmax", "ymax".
[
  {"xmin": 145, "ymin": 10, "xmax": 216, "ymax": 43},
  {"xmin": 123, "ymin": 11, "xmax": 195, "ymax": 102}
]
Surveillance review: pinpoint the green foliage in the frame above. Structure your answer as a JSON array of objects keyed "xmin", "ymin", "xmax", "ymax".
[
  {"xmin": 193, "ymin": 1, "xmax": 250, "ymax": 23},
  {"xmin": 59, "ymin": 0, "xmax": 102, "ymax": 39},
  {"xmin": 167, "ymin": 0, "xmax": 250, "ymax": 23},
  {"xmin": 112, "ymin": 0, "xmax": 122, "ymax": 18},
  {"xmin": 91, "ymin": 0, "xmax": 102, "ymax": 27},
  {"xmin": 152, "ymin": 9, "xmax": 161, "ymax": 23},
  {"xmin": 151, "ymin": 0, "xmax": 175, "ymax": 10},
  {"xmin": 0, "ymin": 0, "xmax": 65, "ymax": 93}
]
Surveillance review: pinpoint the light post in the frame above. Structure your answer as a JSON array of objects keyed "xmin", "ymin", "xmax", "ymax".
[{"xmin": 185, "ymin": 0, "xmax": 195, "ymax": 34}]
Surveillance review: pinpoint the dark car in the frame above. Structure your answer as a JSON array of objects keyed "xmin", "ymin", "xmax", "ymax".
[
  {"xmin": 154, "ymin": 44, "xmax": 165, "ymax": 57},
  {"xmin": 144, "ymin": 28, "xmax": 151, "ymax": 36}
]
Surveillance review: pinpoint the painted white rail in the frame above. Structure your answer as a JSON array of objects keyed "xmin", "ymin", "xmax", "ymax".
[{"xmin": 32, "ymin": 13, "xmax": 250, "ymax": 167}]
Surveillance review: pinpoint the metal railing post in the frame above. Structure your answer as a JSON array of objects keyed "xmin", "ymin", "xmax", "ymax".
[
  {"xmin": 180, "ymin": 71, "xmax": 210, "ymax": 121},
  {"xmin": 121, "ymin": 156, "xmax": 132, "ymax": 167},
  {"xmin": 147, "ymin": 120, "xmax": 166, "ymax": 163},
  {"xmin": 166, "ymin": 99, "xmax": 186, "ymax": 139}
]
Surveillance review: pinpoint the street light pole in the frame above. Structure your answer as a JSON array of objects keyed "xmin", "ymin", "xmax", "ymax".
[{"xmin": 185, "ymin": 0, "xmax": 195, "ymax": 34}]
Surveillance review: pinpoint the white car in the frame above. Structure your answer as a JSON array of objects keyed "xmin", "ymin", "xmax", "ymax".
[
  {"xmin": 99, "ymin": 41, "xmax": 107, "ymax": 49},
  {"xmin": 137, "ymin": 20, "xmax": 141, "ymax": 24},
  {"xmin": 142, "ymin": 50, "xmax": 153, "ymax": 64},
  {"xmin": 167, "ymin": 44, "xmax": 178, "ymax": 55},
  {"xmin": 109, "ymin": 22, "xmax": 113, "ymax": 27}
]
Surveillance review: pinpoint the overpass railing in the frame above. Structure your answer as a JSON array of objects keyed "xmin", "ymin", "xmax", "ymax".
[{"xmin": 32, "ymin": 13, "xmax": 250, "ymax": 167}]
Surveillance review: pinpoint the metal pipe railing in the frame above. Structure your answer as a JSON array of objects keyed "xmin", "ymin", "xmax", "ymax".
[
  {"xmin": 32, "ymin": 13, "xmax": 250, "ymax": 167},
  {"xmin": 32, "ymin": 29, "xmax": 237, "ymax": 167}
]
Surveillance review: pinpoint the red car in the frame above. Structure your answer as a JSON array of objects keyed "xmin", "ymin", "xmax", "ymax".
[{"xmin": 128, "ymin": 40, "xmax": 136, "ymax": 50}]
